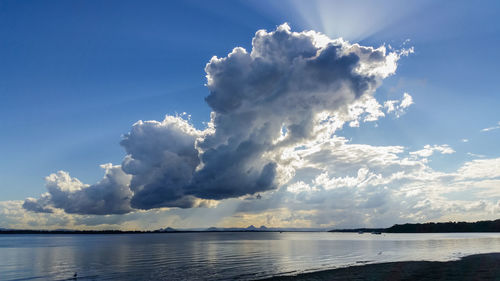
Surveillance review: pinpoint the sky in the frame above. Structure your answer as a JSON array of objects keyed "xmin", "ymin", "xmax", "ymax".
[{"xmin": 1, "ymin": 0, "xmax": 499, "ymax": 230}]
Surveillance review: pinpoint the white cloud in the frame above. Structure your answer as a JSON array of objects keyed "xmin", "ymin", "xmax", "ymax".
[
  {"xmin": 231, "ymin": 139, "xmax": 500, "ymax": 227},
  {"xmin": 467, "ymin": 152, "xmax": 485, "ymax": 158},
  {"xmin": 410, "ymin": 144, "xmax": 455, "ymax": 158},
  {"xmin": 456, "ymin": 158, "xmax": 500, "ymax": 180},
  {"xmin": 384, "ymin": 92, "xmax": 413, "ymax": 118},
  {"xmin": 481, "ymin": 121, "xmax": 500, "ymax": 132}
]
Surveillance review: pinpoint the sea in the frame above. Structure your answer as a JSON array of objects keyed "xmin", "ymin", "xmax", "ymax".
[{"xmin": 1, "ymin": 232, "xmax": 500, "ymax": 280}]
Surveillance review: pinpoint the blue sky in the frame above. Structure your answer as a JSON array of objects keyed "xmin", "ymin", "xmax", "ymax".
[{"xmin": 1, "ymin": 0, "xmax": 499, "ymax": 229}]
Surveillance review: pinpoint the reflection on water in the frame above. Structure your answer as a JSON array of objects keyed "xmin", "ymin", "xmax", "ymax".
[{"xmin": 1, "ymin": 232, "xmax": 499, "ymax": 280}]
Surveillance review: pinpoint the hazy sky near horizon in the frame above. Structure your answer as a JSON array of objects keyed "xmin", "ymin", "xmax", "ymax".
[{"xmin": 1, "ymin": 0, "xmax": 499, "ymax": 230}]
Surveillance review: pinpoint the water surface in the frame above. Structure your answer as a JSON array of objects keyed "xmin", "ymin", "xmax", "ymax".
[{"xmin": 1, "ymin": 232, "xmax": 499, "ymax": 280}]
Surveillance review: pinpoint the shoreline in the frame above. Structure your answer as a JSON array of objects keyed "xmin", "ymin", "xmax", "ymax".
[{"xmin": 258, "ymin": 253, "xmax": 500, "ymax": 281}]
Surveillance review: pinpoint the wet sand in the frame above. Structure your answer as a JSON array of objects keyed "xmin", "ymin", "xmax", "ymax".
[{"xmin": 259, "ymin": 253, "xmax": 500, "ymax": 281}]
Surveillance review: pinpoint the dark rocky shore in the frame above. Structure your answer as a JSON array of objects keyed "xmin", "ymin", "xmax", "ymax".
[{"xmin": 259, "ymin": 253, "xmax": 500, "ymax": 281}]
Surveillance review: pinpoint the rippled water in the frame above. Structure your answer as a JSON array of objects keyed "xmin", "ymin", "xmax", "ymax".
[{"xmin": 1, "ymin": 232, "xmax": 500, "ymax": 280}]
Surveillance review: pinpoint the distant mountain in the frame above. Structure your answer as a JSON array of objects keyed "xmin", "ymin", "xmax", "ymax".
[
  {"xmin": 156, "ymin": 227, "xmax": 178, "ymax": 233},
  {"xmin": 202, "ymin": 226, "xmax": 326, "ymax": 232},
  {"xmin": 203, "ymin": 225, "xmax": 268, "ymax": 232},
  {"xmin": 244, "ymin": 225, "xmax": 269, "ymax": 231}
]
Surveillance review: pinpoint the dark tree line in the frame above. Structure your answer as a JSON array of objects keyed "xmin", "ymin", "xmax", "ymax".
[
  {"xmin": 386, "ymin": 219, "xmax": 500, "ymax": 233},
  {"xmin": 328, "ymin": 219, "xmax": 500, "ymax": 233}
]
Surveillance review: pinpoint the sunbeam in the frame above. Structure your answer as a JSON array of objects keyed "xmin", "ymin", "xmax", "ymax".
[{"xmin": 281, "ymin": 0, "xmax": 431, "ymax": 42}]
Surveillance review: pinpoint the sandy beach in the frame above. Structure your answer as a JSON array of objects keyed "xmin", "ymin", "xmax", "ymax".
[{"xmin": 259, "ymin": 253, "xmax": 500, "ymax": 281}]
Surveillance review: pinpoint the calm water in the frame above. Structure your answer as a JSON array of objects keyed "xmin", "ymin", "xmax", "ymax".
[{"xmin": 1, "ymin": 232, "xmax": 500, "ymax": 280}]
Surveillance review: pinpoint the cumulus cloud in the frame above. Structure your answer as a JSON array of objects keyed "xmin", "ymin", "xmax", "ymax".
[
  {"xmin": 24, "ymin": 24, "xmax": 410, "ymax": 215},
  {"xmin": 384, "ymin": 92, "xmax": 413, "ymax": 118},
  {"xmin": 192, "ymin": 23, "xmax": 403, "ymax": 200},
  {"xmin": 24, "ymin": 164, "xmax": 133, "ymax": 215},
  {"xmin": 120, "ymin": 115, "xmax": 212, "ymax": 209},
  {"xmin": 23, "ymin": 194, "xmax": 53, "ymax": 213}
]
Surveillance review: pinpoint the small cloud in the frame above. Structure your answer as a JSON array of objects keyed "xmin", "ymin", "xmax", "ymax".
[
  {"xmin": 410, "ymin": 144, "xmax": 455, "ymax": 158},
  {"xmin": 467, "ymin": 152, "xmax": 485, "ymax": 158},
  {"xmin": 461, "ymin": 139, "xmax": 469, "ymax": 143},
  {"xmin": 349, "ymin": 120, "xmax": 360, "ymax": 127},
  {"xmin": 481, "ymin": 121, "xmax": 500, "ymax": 132},
  {"xmin": 397, "ymin": 46, "xmax": 414, "ymax": 57},
  {"xmin": 400, "ymin": 93, "xmax": 414, "ymax": 108},
  {"xmin": 384, "ymin": 92, "xmax": 413, "ymax": 118}
]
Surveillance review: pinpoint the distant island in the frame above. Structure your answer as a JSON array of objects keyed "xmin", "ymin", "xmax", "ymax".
[
  {"xmin": 1, "ymin": 219, "xmax": 499, "ymax": 234},
  {"xmin": 329, "ymin": 219, "xmax": 500, "ymax": 233}
]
